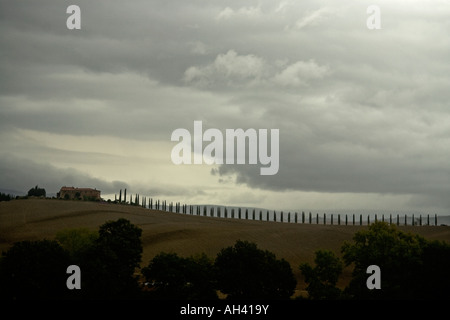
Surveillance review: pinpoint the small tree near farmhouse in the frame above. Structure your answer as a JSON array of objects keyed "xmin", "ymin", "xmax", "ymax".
[{"xmin": 27, "ymin": 185, "xmax": 46, "ymax": 197}]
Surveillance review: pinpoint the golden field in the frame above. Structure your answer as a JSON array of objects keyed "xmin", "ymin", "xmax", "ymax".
[{"xmin": 1, "ymin": 199, "xmax": 449, "ymax": 295}]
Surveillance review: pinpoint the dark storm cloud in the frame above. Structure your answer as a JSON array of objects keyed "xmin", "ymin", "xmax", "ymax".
[{"xmin": 0, "ymin": 154, "xmax": 129, "ymax": 195}]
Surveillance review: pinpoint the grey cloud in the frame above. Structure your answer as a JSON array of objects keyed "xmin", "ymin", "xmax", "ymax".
[
  {"xmin": 0, "ymin": 155, "xmax": 129, "ymax": 195},
  {"xmin": 0, "ymin": 154, "xmax": 196, "ymax": 199},
  {"xmin": 1, "ymin": 0, "xmax": 450, "ymax": 213},
  {"xmin": 183, "ymin": 50, "xmax": 331, "ymax": 90}
]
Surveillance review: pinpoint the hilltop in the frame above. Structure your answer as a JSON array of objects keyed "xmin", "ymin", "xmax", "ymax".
[{"xmin": 1, "ymin": 199, "xmax": 450, "ymax": 293}]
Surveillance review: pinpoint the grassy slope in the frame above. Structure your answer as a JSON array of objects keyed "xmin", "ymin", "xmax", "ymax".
[{"xmin": 1, "ymin": 199, "xmax": 450, "ymax": 294}]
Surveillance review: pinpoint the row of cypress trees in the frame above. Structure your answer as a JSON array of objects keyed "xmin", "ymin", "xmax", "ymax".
[{"xmin": 113, "ymin": 190, "xmax": 438, "ymax": 226}]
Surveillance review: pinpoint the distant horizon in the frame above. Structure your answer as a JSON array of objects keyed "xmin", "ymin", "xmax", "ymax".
[{"xmin": 2, "ymin": 186, "xmax": 449, "ymax": 221}]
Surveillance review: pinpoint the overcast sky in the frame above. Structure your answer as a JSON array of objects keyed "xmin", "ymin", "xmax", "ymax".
[{"xmin": 1, "ymin": 0, "xmax": 450, "ymax": 215}]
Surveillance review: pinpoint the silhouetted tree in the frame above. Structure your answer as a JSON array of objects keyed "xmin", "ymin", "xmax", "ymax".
[
  {"xmin": 78, "ymin": 218, "xmax": 143, "ymax": 298},
  {"xmin": 341, "ymin": 221, "xmax": 450, "ymax": 299},
  {"xmin": 0, "ymin": 240, "xmax": 71, "ymax": 299},
  {"xmin": 27, "ymin": 185, "xmax": 46, "ymax": 197},
  {"xmin": 417, "ymin": 239, "xmax": 450, "ymax": 299},
  {"xmin": 214, "ymin": 240, "xmax": 296, "ymax": 300},
  {"xmin": 55, "ymin": 228, "xmax": 98, "ymax": 262},
  {"xmin": 0, "ymin": 192, "xmax": 12, "ymax": 201},
  {"xmin": 142, "ymin": 252, "xmax": 217, "ymax": 300},
  {"xmin": 299, "ymin": 250, "xmax": 343, "ymax": 300}
]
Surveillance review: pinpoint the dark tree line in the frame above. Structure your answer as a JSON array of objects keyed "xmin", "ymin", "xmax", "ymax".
[
  {"xmin": 0, "ymin": 218, "xmax": 142, "ymax": 300},
  {"xmin": 299, "ymin": 222, "xmax": 450, "ymax": 300},
  {"xmin": 143, "ymin": 240, "xmax": 297, "ymax": 300},
  {"xmin": 0, "ymin": 219, "xmax": 296, "ymax": 300},
  {"xmin": 0, "ymin": 220, "xmax": 449, "ymax": 300},
  {"xmin": 0, "ymin": 185, "xmax": 47, "ymax": 201},
  {"xmin": 0, "ymin": 192, "xmax": 13, "ymax": 202}
]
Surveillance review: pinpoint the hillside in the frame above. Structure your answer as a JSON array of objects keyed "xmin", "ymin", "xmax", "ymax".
[{"xmin": 1, "ymin": 199, "xmax": 450, "ymax": 293}]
